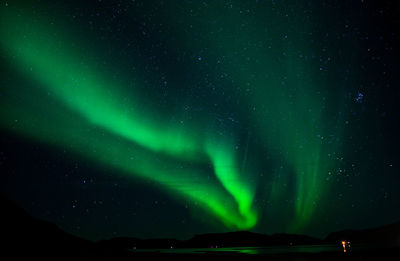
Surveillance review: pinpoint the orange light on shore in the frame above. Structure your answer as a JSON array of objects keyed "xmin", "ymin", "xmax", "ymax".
[{"xmin": 341, "ymin": 240, "xmax": 350, "ymax": 253}]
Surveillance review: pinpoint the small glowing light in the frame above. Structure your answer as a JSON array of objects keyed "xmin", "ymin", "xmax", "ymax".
[{"xmin": 341, "ymin": 240, "xmax": 351, "ymax": 253}]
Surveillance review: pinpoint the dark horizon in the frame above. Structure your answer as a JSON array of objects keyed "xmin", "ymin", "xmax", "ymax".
[
  {"xmin": 3, "ymin": 193, "xmax": 399, "ymax": 247},
  {"xmin": 3, "ymin": 192, "xmax": 399, "ymax": 260}
]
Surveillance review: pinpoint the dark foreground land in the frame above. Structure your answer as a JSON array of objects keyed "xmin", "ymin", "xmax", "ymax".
[{"xmin": 1, "ymin": 195, "xmax": 399, "ymax": 260}]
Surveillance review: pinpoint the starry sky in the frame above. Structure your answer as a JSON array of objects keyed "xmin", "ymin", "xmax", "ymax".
[{"xmin": 0, "ymin": 0, "xmax": 399, "ymax": 241}]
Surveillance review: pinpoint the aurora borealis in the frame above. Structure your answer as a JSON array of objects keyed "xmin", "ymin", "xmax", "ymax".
[{"xmin": 1, "ymin": 0, "xmax": 399, "ymax": 240}]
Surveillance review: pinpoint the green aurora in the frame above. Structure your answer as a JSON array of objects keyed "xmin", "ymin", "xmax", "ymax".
[{"xmin": 0, "ymin": 1, "xmax": 362, "ymax": 235}]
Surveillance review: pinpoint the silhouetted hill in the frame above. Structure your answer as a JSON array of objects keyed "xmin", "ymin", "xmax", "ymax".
[
  {"xmin": 0, "ymin": 195, "xmax": 131, "ymax": 259},
  {"xmin": 185, "ymin": 231, "xmax": 272, "ymax": 247},
  {"xmin": 1, "ymin": 193, "xmax": 399, "ymax": 261},
  {"xmin": 271, "ymin": 233, "xmax": 323, "ymax": 245},
  {"xmin": 182, "ymin": 231, "xmax": 322, "ymax": 248},
  {"xmin": 97, "ymin": 236, "xmax": 183, "ymax": 249},
  {"xmin": 97, "ymin": 222, "xmax": 400, "ymax": 251},
  {"xmin": 324, "ymin": 221, "xmax": 400, "ymax": 246},
  {"xmin": 97, "ymin": 231, "xmax": 322, "ymax": 250}
]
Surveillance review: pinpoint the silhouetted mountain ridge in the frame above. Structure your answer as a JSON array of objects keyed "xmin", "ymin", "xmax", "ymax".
[
  {"xmin": 97, "ymin": 221, "xmax": 400, "ymax": 250},
  {"xmin": 0, "ymin": 195, "xmax": 130, "ymax": 258},
  {"xmin": 181, "ymin": 230, "xmax": 322, "ymax": 248},
  {"xmin": 324, "ymin": 221, "xmax": 400, "ymax": 246},
  {"xmin": 2, "ymin": 194, "xmax": 399, "ymax": 256}
]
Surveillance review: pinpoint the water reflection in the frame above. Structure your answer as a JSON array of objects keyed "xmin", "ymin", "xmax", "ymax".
[
  {"xmin": 133, "ymin": 245, "xmax": 344, "ymax": 255},
  {"xmin": 235, "ymin": 248, "xmax": 260, "ymax": 255}
]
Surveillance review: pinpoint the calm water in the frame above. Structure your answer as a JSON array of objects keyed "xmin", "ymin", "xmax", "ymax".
[{"xmin": 132, "ymin": 244, "xmax": 347, "ymax": 255}]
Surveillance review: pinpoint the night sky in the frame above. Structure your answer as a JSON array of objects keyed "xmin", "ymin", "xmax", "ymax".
[{"xmin": 0, "ymin": 0, "xmax": 399, "ymax": 241}]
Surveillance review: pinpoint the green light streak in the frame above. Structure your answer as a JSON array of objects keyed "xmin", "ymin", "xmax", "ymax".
[
  {"xmin": 157, "ymin": 1, "xmax": 339, "ymax": 231},
  {"xmin": 0, "ymin": 7, "xmax": 257, "ymax": 230},
  {"xmin": 0, "ymin": 1, "xmax": 346, "ymax": 234},
  {"xmin": 205, "ymin": 139, "xmax": 257, "ymax": 228},
  {"xmin": 1, "ymin": 14, "xmax": 198, "ymax": 159}
]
